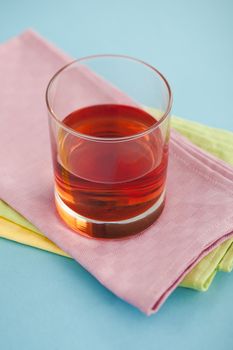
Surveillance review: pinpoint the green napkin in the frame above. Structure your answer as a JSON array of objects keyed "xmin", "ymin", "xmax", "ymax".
[{"xmin": 1, "ymin": 116, "xmax": 233, "ymax": 291}]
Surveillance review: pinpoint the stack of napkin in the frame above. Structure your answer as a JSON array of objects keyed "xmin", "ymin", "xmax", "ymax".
[{"xmin": 1, "ymin": 30, "xmax": 233, "ymax": 315}]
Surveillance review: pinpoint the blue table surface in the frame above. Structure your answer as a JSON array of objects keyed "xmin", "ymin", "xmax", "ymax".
[{"xmin": 0, "ymin": 1, "xmax": 233, "ymax": 349}]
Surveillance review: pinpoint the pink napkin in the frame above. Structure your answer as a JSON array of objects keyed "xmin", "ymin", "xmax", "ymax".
[{"xmin": 1, "ymin": 30, "xmax": 233, "ymax": 315}]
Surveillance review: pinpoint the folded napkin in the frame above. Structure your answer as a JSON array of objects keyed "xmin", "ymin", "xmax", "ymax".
[
  {"xmin": 173, "ymin": 118, "xmax": 233, "ymax": 276},
  {"xmin": 1, "ymin": 117, "xmax": 233, "ymax": 291},
  {"xmin": 1, "ymin": 30, "xmax": 233, "ymax": 314}
]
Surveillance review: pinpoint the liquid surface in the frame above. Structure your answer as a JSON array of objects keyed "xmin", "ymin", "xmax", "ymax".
[{"xmin": 53, "ymin": 104, "xmax": 168, "ymax": 221}]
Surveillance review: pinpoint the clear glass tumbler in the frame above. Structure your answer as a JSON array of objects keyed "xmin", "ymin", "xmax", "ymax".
[{"xmin": 46, "ymin": 55, "xmax": 172, "ymax": 239}]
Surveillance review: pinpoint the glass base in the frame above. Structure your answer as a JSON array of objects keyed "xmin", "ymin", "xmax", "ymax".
[{"xmin": 55, "ymin": 190, "xmax": 166, "ymax": 239}]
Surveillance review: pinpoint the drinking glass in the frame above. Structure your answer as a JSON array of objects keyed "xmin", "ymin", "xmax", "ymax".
[{"xmin": 46, "ymin": 55, "xmax": 172, "ymax": 239}]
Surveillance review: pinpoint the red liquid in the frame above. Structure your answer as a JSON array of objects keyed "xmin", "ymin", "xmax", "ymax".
[{"xmin": 54, "ymin": 104, "xmax": 168, "ymax": 223}]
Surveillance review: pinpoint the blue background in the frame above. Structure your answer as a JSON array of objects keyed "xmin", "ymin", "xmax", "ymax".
[{"xmin": 0, "ymin": 0, "xmax": 233, "ymax": 349}]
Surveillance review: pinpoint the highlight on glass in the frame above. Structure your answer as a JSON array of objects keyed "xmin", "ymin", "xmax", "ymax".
[{"xmin": 46, "ymin": 55, "xmax": 172, "ymax": 239}]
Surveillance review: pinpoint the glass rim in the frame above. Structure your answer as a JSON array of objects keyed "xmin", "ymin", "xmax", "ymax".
[{"xmin": 46, "ymin": 54, "xmax": 173, "ymax": 142}]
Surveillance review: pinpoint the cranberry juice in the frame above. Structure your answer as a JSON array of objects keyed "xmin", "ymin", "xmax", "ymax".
[{"xmin": 54, "ymin": 104, "xmax": 168, "ymax": 222}]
